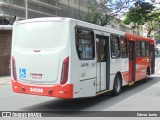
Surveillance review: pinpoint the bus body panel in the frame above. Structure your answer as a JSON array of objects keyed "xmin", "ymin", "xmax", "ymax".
[
  {"xmin": 136, "ymin": 57, "xmax": 148, "ymax": 81},
  {"xmin": 126, "ymin": 33, "xmax": 154, "ymax": 82},
  {"xmin": 11, "ymin": 18, "xmax": 74, "ymax": 98},
  {"xmin": 12, "ymin": 18, "xmax": 70, "ymax": 84},
  {"xmin": 135, "ymin": 37, "xmax": 148, "ymax": 81},
  {"xmin": 12, "ymin": 48, "xmax": 62, "ymax": 84},
  {"xmin": 71, "ymin": 21, "xmax": 97, "ymax": 98},
  {"xmin": 121, "ymin": 58, "xmax": 129, "ymax": 85},
  {"xmin": 11, "ymin": 18, "xmax": 155, "ymax": 99},
  {"xmin": 12, "ymin": 80, "xmax": 73, "ymax": 99},
  {"xmin": 110, "ymin": 59, "xmax": 121, "ymax": 89},
  {"xmin": 73, "ymin": 21, "xmax": 126, "ymax": 93}
]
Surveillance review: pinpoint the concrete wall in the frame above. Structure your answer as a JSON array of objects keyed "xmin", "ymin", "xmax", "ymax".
[{"xmin": 0, "ymin": 30, "xmax": 11, "ymax": 75}]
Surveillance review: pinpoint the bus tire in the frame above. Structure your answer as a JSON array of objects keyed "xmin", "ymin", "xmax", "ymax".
[
  {"xmin": 112, "ymin": 74, "xmax": 122, "ymax": 96},
  {"xmin": 143, "ymin": 68, "xmax": 150, "ymax": 83}
]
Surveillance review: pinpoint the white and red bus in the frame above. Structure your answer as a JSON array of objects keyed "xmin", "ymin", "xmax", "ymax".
[{"xmin": 11, "ymin": 17, "xmax": 155, "ymax": 99}]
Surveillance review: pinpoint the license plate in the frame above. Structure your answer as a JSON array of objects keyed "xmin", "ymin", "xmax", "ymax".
[
  {"xmin": 31, "ymin": 74, "xmax": 43, "ymax": 79},
  {"xmin": 30, "ymin": 87, "xmax": 44, "ymax": 93}
]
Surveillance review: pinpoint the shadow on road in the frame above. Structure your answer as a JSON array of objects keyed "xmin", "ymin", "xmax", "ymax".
[{"xmin": 21, "ymin": 76, "xmax": 160, "ymax": 114}]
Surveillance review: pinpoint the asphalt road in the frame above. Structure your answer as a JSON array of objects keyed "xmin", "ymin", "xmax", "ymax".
[{"xmin": 0, "ymin": 57, "xmax": 160, "ymax": 118}]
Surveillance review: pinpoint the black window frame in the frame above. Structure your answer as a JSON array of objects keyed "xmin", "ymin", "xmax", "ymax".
[
  {"xmin": 136, "ymin": 40, "xmax": 150, "ymax": 57},
  {"xmin": 141, "ymin": 41, "xmax": 146, "ymax": 57},
  {"xmin": 96, "ymin": 36, "xmax": 107, "ymax": 62},
  {"xmin": 136, "ymin": 40, "xmax": 142, "ymax": 57},
  {"xmin": 120, "ymin": 36, "xmax": 128, "ymax": 58},
  {"xmin": 110, "ymin": 34, "xmax": 120, "ymax": 59},
  {"xmin": 145, "ymin": 42, "xmax": 150, "ymax": 57},
  {"xmin": 75, "ymin": 26, "xmax": 95, "ymax": 60}
]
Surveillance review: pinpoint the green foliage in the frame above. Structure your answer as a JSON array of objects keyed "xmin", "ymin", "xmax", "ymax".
[
  {"xmin": 83, "ymin": 0, "xmax": 134, "ymax": 26},
  {"xmin": 146, "ymin": 11, "xmax": 160, "ymax": 37},
  {"xmin": 123, "ymin": 1, "xmax": 155, "ymax": 26},
  {"xmin": 83, "ymin": 4, "xmax": 106, "ymax": 25},
  {"xmin": 123, "ymin": 7, "xmax": 145, "ymax": 26},
  {"xmin": 123, "ymin": 1, "xmax": 160, "ymax": 37}
]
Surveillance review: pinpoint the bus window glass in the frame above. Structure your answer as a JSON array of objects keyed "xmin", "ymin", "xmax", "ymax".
[
  {"xmin": 110, "ymin": 34, "xmax": 120, "ymax": 59},
  {"xmin": 100, "ymin": 39, "xmax": 106, "ymax": 62},
  {"xmin": 75, "ymin": 28, "xmax": 95, "ymax": 60},
  {"xmin": 136, "ymin": 41, "xmax": 142, "ymax": 57},
  {"xmin": 141, "ymin": 41, "xmax": 146, "ymax": 56},
  {"xmin": 145, "ymin": 42, "xmax": 150, "ymax": 56},
  {"xmin": 14, "ymin": 21, "xmax": 66, "ymax": 48},
  {"xmin": 120, "ymin": 36, "xmax": 128, "ymax": 58},
  {"xmin": 96, "ymin": 38, "xmax": 106, "ymax": 62}
]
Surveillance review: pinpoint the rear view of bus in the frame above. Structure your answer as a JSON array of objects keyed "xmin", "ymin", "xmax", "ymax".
[{"xmin": 11, "ymin": 18, "xmax": 73, "ymax": 99}]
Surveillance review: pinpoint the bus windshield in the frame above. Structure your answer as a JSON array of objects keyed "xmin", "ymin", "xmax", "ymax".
[{"xmin": 14, "ymin": 21, "xmax": 66, "ymax": 49}]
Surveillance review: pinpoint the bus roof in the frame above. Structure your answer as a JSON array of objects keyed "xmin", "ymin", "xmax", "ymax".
[
  {"xmin": 14, "ymin": 17, "xmax": 125, "ymax": 36},
  {"xmin": 76, "ymin": 19, "xmax": 125, "ymax": 35},
  {"xmin": 125, "ymin": 32, "xmax": 155, "ymax": 44},
  {"xmin": 14, "ymin": 17, "xmax": 73, "ymax": 24}
]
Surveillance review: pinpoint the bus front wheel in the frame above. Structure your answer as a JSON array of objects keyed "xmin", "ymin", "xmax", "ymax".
[{"xmin": 112, "ymin": 74, "xmax": 122, "ymax": 96}]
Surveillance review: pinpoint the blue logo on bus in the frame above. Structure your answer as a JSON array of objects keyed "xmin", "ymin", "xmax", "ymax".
[{"xmin": 19, "ymin": 68, "xmax": 26, "ymax": 78}]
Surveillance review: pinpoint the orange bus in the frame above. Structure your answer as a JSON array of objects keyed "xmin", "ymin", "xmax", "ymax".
[{"xmin": 126, "ymin": 33, "xmax": 155, "ymax": 84}]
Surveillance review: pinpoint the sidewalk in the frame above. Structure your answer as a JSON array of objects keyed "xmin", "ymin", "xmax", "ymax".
[
  {"xmin": 0, "ymin": 76, "xmax": 11, "ymax": 85},
  {"xmin": 0, "ymin": 76, "xmax": 11, "ymax": 81}
]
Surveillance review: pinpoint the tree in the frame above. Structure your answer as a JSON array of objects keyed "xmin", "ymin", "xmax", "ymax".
[
  {"xmin": 83, "ymin": 3, "xmax": 106, "ymax": 25},
  {"xmin": 123, "ymin": 1, "xmax": 154, "ymax": 26},
  {"xmin": 83, "ymin": 0, "xmax": 135, "ymax": 26},
  {"xmin": 145, "ymin": 11, "xmax": 160, "ymax": 37},
  {"xmin": 123, "ymin": 0, "xmax": 160, "ymax": 37}
]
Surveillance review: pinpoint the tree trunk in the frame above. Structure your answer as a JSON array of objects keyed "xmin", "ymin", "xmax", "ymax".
[{"xmin": 147, "ymin": 30, "xmax": 151, "ymax": 38}]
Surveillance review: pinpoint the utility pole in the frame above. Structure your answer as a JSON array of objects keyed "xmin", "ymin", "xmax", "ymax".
[
  {"xmin": 25, "ymin": 0, "xmax": 28, "ymax": 19},
  {"xmin": 79, "ymin": 0, "xmax": 81, "ymax": 20},
  {"xmin": 68, "ymin": 0, "xmax": 70, "ymax": 17}
]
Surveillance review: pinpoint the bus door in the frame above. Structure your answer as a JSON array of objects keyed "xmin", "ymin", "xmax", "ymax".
[
  {"xmin": 128, "ymin": 41, "xmax": 136, "ymax": 82},
  {"xmin": 151, "ymin": 44, "xmax": 155, "ymax": 74},
  {"xmin": 96, "ymin": 35, "xmax": 110, "ymax": 92}
]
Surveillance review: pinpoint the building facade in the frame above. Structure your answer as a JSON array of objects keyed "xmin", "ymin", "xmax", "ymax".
[
  {"xmin": 0, "ymin": 26, "xmax": 12, "ymax": 75},
  {"xmin": 0, "ymin": 0, "xmax": 141, "ymax": 35},
  {"xmin": 107, "ymin": 17, "xmax": 143, "ymax": 36},
  {"xmin": 0, "ymin": 0, "xmax": 142, "ymax": 75},
  {"xmin": 0, "ymin": 0, "xmax": 96, "ymax": 23},
  {"xmin": 0, "ymin": 0, "xmax": 97, "ymax": 75}
]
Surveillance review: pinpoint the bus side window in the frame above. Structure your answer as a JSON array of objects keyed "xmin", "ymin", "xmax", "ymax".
[
  {"xmin": 120, "ymin": 36, "xmax": 128, "ymax": 58},
  {"xmin": 136, "ymin": 41, "xmax": 142, "ymax": 57},
  {"xmin": 110, "ymin": 34, "xmax": 120, "ymax": 59},
  {"xmin": 145, "ymin": 42, "xmax": 150, "ymax": 56},
  {"xmin": 141, "ymin": 41, "xmax": 146, "ymax": 57},
  {"xmin": 75, "ymin": 28, "xmax": 95, "ymax": 60}
]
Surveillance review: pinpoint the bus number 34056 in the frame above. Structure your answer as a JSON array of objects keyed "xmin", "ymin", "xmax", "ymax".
[{"xmin": 30, "ymin": 88, "xmax": 44, "ymax": 93}]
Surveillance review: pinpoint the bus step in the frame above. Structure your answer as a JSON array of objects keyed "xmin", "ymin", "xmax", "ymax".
[{"xmin": 128, "ymin": 81, "xmax": 134, "ymax": 86}]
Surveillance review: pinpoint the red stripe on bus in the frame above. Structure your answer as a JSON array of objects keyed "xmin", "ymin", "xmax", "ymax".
[{"xmin": 12, "ymin": 80, "xmax": 73, "ymax": 99}]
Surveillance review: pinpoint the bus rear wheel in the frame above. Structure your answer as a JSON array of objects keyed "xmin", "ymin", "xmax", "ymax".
[
  {"xmin": 143, "ymin": 68, "xmax": 150, "ymax": 83},
  {"xmin": 112, "ymin": 74, "xmax": 122, "ymax": 96}
]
